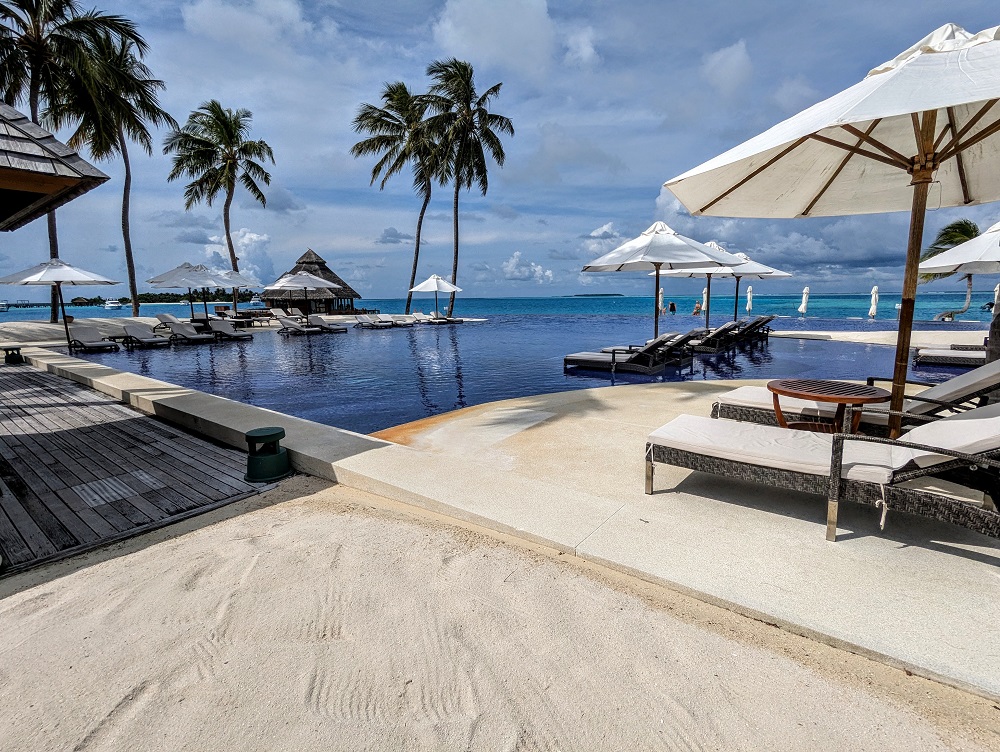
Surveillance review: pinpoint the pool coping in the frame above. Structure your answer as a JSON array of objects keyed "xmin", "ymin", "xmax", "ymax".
[{"xmin": 16, "ymin": 346, "xmax": 1000, "ymax": 703}]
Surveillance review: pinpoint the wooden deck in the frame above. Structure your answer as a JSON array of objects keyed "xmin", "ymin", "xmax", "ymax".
[{"xmin": 0, "ymin": 366, "xmax": 264, "ymax": 575}]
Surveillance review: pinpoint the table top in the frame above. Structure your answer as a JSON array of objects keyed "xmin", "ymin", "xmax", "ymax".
[{"xmin": 767, "ymin": 378, "xmax": 891, "ymax": 405}]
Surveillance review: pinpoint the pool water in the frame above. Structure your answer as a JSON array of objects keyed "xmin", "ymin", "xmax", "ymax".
[{"xmin": 78, "ymin": 314, "xmax": 974, "ymax": 434}]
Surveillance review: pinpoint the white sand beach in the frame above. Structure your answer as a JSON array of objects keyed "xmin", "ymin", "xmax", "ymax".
[{"xmin": 2, "ymin": 475, "xmax": 998, "ymax": 751}]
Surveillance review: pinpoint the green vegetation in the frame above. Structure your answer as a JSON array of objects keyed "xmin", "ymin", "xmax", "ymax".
[
  {"xmin": 69, "ymin": 290, "xmax": 258, "ymax": 306},
  {"xmin": 919, "ymin": 218, "xmax": 980, "ymax": 321}
]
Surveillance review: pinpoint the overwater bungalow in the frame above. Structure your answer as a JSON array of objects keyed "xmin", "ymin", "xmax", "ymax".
[{"xmin": 263, "ymin": 249, "xmax": 367, "ymax": 314}]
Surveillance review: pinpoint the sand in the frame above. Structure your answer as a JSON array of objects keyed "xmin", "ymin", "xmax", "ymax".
[{"xmin": 2, "ymin": 476, "xmax": 998, "ymax": 751}]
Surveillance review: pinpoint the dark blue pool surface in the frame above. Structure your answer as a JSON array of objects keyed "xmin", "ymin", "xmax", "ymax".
[{"xmin": 78, "ymin": 313, "xmax": 979, "ymax": 434}]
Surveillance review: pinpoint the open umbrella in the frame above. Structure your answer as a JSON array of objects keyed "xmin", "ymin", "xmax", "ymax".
[
  {"xmin": 869, "ymin": 286, "xmax": 879, "ymax": 318},
  {"xmin": 266, "ymin": 271, "xmax": 341, "ymax": 315},
  {"xmin": 219, "ymin": 270, "xmax": 261, "ymax": 314},
  {"xmin": 410, "ymin": 274, "xmax": 462, "ymax": 317},
  {"xmin": 797, "ymin": 287, "xmax": 810, "ymax": 316},
  {"xmin": 745, "ymin": 285, "xmax": 753, "ymax": 313},
  {"xmin": 148, "ymin": 262, "xmax": 197, "ymax": 317},
  {"xmin": 149, "ymin": 264, "xmax": 231, "ymax": 318},
  {"xmin": 919, "ymin": 220, "xmax": 1000, "ymax": 276},
  {"xmin": 664, "ymin": 23, "xmax": 1000, "ymax": 434},
  {"xmin": 0, "ymin": 259, "xmax": 118, "ymax": 346},
  {"xmin": 582, "ymin": 221, "xmax": 744, "ymax": 337}
]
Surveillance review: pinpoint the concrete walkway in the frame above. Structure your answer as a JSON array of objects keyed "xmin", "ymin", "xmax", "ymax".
[{"xmin": 15, "ymin": 347, "xmax": 1000, "ymax": 701}]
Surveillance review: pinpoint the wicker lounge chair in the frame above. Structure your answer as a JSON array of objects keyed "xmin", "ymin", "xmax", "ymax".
[
  {"xmin": 690, "ymin": 320, "xmax": 743, "ymax": 353},
  {"xmin": 287, "ymin": 307, "xmax": 310, "ymax": 322},
  {"xmin": 269, "ymin": 308, "xmax": 289, "ymax": 320},
  {"xmin": 209, "ymin": 320, "xmax": 253, "ymax": 340},
  {"xmin": 412, "ymin": 312, "xmax": 450, "ymax": 325},
  {"xmin": 646, "ymin": 405, "xmax": 1000, "ymax": 541},
  {"xmin": 277, "ymin": 317, "xmax": 323, "ymax": 335},
  {"xmin": 68, "ymin": 325, "xmax": 120, "ymax": 352},
  {"xmin": 154, "ymin": 312, "xmax": 183, "ymax": 331},
  {"xmin": 430, "ymin": 310, "xmax": 464, "ymax": 324},
  {"xmin": 355, "ymin": 314, "xmax": 393, "ymax": 329},
  {"xmin": 377, "ymin": 313, "xmax": 414, "ymax": 327},
  {"xmin": 165, "ymin": 321, "xmax": 216, "ymax": 344},
  {"xmin": 564, "ymin": 330, "xmax": 696, "ymax": 375},
  {"xmin": 735, "ymin": 315, "xmax": 775, "ymax": 342},
  {"xmin": 914, "ymin": 347, "xmax": 987, "ymax": 367},
  {"xmin": 600, "ymin": 331, "xmax": 680, "ymax": 354},
  {"xmin": 306, "ymin": 315, "xmax": 347, "ymax": 333},
  {"xmin": 122, "ymin": 323, "xmax": 170, "ymax": 348},
  {"xmin": 711, "ymin": 358, "xmax": 1000, "ymax": 433}
]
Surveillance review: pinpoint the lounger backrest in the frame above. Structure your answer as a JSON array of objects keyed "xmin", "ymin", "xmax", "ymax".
[
  {"xmin": 155, "ymin": 313, "xmax": 181, "ymax": 324},
  {"xmin": 704, "ymin": 320, "xmax": 740, "ymax": 340},
  {"xmin": 123, "ymin": 323, "xmax": 158, "ymax": 339},
  {"xmin": 167, "ymin": 321, "xmax": 200, "ymax": 337},
  {"xmin": 270, "ymin": 308, "xmax": 287, "ymax": 318},
  {"xmin": 307, "ymin": 315, "xmax": 326, "ymax": 327},
  {"xmin": 376, "ymin": 314, "xmax": 396, "ymax": 323},
  {"xmin": 903, "ymin": 358, "xmax": 1000, "ymax": 415},
  {"xmin": 898, "ymin": 401, "xmax": 1000, "ymax": 468},
  {"xmin": 279, "ymin": 317, "xmax": 304, "ymax": 330},
  {"xmin": 356, "ymin": 314, "xmax": 373, "ymax": 324},
  {"xmin": 70, "ymin": 325, "xmax": 103, "ymax": 342},
  {"xmin": 289, "ymin": 308, "xmax": 306, "ymax": 317},
  {"xmin": 632, "ymin": 332, "xmax": 675, "ymax": 357},
  {"xmin": 208, "ymin": 320, "xmax": 235, "ymax": 334}
]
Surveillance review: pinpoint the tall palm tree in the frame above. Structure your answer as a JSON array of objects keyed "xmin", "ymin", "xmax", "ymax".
[
  {"xmin": 51, "ymin": 35, "xmax": 177, "ymax": 316},
  {"xmin": 424, "ymin": 58, "xmax": 513, "ymax": 316},
  {"xmin": 0, "ymin": 0, "xmax": 144, "ymax": 321},
  {"xmin": 919, "ymin": 218, "xmax": 980, "ymax": 321},
  {"xmin": 163, "ymin": 100, "xmax": 274, "ymax": 306},
  {"xmin": 351, "ymin": 81, "xmax": 446, "ymax": 314}
]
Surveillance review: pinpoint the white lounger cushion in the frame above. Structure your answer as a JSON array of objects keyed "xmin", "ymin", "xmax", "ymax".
[
  {"xmin": 648, "ymin": 414, "xmax": 897, "ymax": 484},
  {"xmin": 898, "ymin": 401, "xmax": 1000, "ymax": 468}
]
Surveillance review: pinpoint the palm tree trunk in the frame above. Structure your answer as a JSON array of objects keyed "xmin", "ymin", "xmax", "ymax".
[
  {"xmin": 223, "ymin": 185, "xmax": 239, "ymax": 309},
  {"xmin": 29, "ymin": 79, "xmax": 60, "ymax": 323},
  {"xmin": 448, "ymin": 180, "xmax": 460, "ymax": 317},
  {"xmin": 118, "ymin": 130, "xmax": 140, "ymax": 317},
  {"xmin": 934, "ymin": 274, "xmax": 974, "ymax": 321},
  {"xmin": 405, "ymin": 188, "xmax": 431, "ymax": 314}
]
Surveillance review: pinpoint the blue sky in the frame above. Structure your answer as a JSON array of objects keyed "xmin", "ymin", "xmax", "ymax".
[{"xmin": 3, "ymin": 0, "xmax": 1000, "ymax": 300}]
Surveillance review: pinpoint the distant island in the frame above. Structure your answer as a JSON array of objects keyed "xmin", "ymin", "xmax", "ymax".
[{"xmin": 565, "ymin": 293, "xmax": 625, "ymax": 297}]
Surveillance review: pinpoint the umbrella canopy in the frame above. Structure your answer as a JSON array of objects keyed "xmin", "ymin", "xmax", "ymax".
[
  {"xmin": 267, "ymin": 272, "xmax": 341, "ymax": 316},
  {"xmin": 745, "ymin": 285, "xmax": 753, "ymax": 313},
  {"xmin": 664, "ymin": 23, "xmax": 1000, "ymax": 433},
  {"xmin": 798, "ymin": 287, "xmax": 810, "ymax": 315},
  {"xmin": 919, "ymin": 220, "xmax": 1000, "ymax": 275},
  {"xmin": 0, "ymin": 259, "xmax": 118, "ymax": 346},
  {"xmin": 147, "ymin": 261, "xmax": 196, "ymax": 285},
  {"xmin": 150, "ymin": 264, "xmax": 234, "ymax": 317},
  {"xmin": 582, "ymin": 222, "xmax": 744, "ymax": 336},
  {"xmin": 409, "ymin": 274, "xmax": 461, "ymax": 316},
  {"xmin": 869, "ymin": 286, "xmax": 879, "ymax": 318}
]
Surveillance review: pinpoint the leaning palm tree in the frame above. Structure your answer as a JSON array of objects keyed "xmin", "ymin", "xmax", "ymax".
[
  {"xmin": 919, "ymin": 218, "xmax": 981, "ymax": 321},
  {"xmin": 424, "ymin": 59, "xmax": 513, "ymax": 316},
  {"xmin": 51, "ymin": 35, "xmax": 177, "ymax": 316},
  {"xmin": 351, "ymin": 81, "xmax": 446, "ymax": 314},
  {"xmin": 0, "ymin": 0, "xmax": 144, "ymax": 321},
  {"xmin": 163, "ymin": 101, "xmax": 274, "ymax": 306}
]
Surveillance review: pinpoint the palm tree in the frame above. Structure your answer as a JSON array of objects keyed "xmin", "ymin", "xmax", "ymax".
[
  {"xmin": 51, "ymin": 35, "xmax": 177, "ymax": 316},
  {"xmin": 919, "ymin": 219, "xmax": 980, "ymax": 321},
  {"xmin": 424, "ymin": 59, "xmax": 513, "ymax": 316},
  {"xmin": 0, "ymin": 0, "xmax": 144, "ymax": 321},
  {"xmin": 163, "ymin": 101, "xmax": 274, "ymax": 306},
  {"xmin": 351, "ymin": 81, "xmax": 446, "ymax": 314}
]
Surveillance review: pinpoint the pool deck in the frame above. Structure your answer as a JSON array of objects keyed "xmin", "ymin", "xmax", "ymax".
[{"xmin": 5, "ymin": 338, "xmax": 997, "ymax": 703}]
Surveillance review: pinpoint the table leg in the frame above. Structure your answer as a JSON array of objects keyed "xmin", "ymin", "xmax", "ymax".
[
  {"xmin": 772, "ymin": 392, "xmax": 788, "ymax": 428},
  {"xmin": 833, "ymin": 403, "xmax": 846, "ymax": 433}
]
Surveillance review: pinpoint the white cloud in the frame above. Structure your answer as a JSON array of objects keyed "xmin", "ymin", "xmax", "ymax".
[
  {"xmin": 501, "ymin": 251, "xmax": 554, "ymax": 283},
  {"xmin": 181, "ymin": 0, "xmax": 315, "ymax": 48},
  {"xmin": 564, "ymin": 27, "xmax": 599, "ymax": 67},
  {"xmin": 701, "ymin": 39, "xmax": 752, "ymax": 98},
  {"xmin": 579, "ymin": 221, "xmax": 624, "ymax": 258},
  {"xmin": 772, "ymin": 75, "xmax": 818, "ymax": 112},
  {"xmin": 204, "ymin": 228, "xmax": 275, "ymax": 283},
  {"xmin": 433, "ymin": 0, "xmax": 556, "ymax": 80}
]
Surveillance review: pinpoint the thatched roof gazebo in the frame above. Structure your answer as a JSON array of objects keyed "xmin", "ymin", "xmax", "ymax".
[
  {"xmin": 0, "ymin": 102, "xmax": 109, "ymax": 231},
  {"xmin": 263, "ymin": 249, "xmax": 364, "ymax": 314}
]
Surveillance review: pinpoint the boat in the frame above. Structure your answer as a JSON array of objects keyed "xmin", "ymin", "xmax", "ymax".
[
  {"xmin": 0, "ymin": 300, "xmax": 8, "ymax": 312},
  {"xmin": 103, "ymin": 299, "xmax": 122, "ymax": 310},
  {"xmin": 178, "ymin": 299, "xmax": 190, "ymax": 305},
  {"xmin": 247, "ymin": 294, "xmax": 265, "ymax": 309}
]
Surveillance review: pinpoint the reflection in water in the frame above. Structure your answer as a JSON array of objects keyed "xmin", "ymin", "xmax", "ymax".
[
  {"xmin": 449, "ymin": 326, "xmax": 467, "ymax": 409},
  {"xmin": 405, "ymin": 325, "xmax": 468, "ymax": 413}
]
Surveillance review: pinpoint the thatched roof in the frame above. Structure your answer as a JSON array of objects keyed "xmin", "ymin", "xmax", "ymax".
[
  {"xmin": 263, "ymin": 249, "xmax": 361, "ymax": 301},
  {"xmin": 0, "ymin": 102, "xmax": 109, "ymax": 231}
]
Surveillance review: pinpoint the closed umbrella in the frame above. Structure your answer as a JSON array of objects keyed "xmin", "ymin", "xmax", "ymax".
[
  {"xmin": 266, "ymin": 271, "xmax": 341, "ymax": 315},
  {"xmin": 664, "ymin": 23, "xmax": 1000, "ymax": 434},
  {"xmin": 701, "ymin": 287, "xmax": 708, "ymax": 318},
  {"xmin": 798, "ymin": 287, "xmax": 810, "ymax": 316},
  {"xmin": 995, "ymin": 283, "xmax": 1000, "ymax": 310},
  {"xmin": 745, "ymin": 285, "xmax": 753, "ymax": 313},
  {"xmin": 657, "ymin": 287, "xmax": 664, "ymax": 315},
  {"xmin": 869, "ymin": 286, "xmax": 879, "ymax": 318},
  {"xmin": 582, "ymin": 221, "xmax": 743, "ymax": 337},
  {"xmin": 410, "ymin": 274, "xmax": 462, "ymax": 317},
  {"xmin": 0, "ymin": 259, "xmax": 118, "ymax": 346}
]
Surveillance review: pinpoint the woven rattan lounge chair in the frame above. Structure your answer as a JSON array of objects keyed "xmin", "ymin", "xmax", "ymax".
[
  {"xmin": 565, "ymin": 330, "xmax": 696, "ymax": 375},
  {"xmin": 377, "ymin": 313, "xmax": 414, "ymax": 327},
  {"xmin": 735, "ymin": 315, "xmax": 775, "ymax": 342},
  {"xmin": 354, "ymin": 314, "xmax": 393, "ymax": 329},
  {"xmin": 430, "ymin": 310, "xmax": 464, "ymax": 323},
  {"xmin": 68, "ymin": 324, "xmax": 120, "ymax": 352},
  {"xmin": 690, "ymin": 320, "xmax": 743, "ymax": 353},
  {"xmin": 154, "ymin": 312, "xmax": 183, "ymax": 331},
  {"xmin": 600, "ymin": 332, "xmax": 680, "ymax": 354},
  {"xmin": 165, "ymin": 321, "xmax": 215, "ymax": 344},
  {"xmin": 208, "ymin": 320, "xmax": 253, "ymax": 340},
  {"xmin": 711, "ymin": 358, "xmax": 1000, "ymax": 433},
  {"xmin": 306, "ymin": 315, "xmax": 347, "ymax": 333},
  {"xmin": 646, "ymin": 405, "xmax": 1000, "ymax": 541},
  {"xmin": 412, "ymin": 312, "xmax": 450, "ymax": 325},
  {"xmin": 122, "ymin": 323, "xmax": 170, "ymax": 348},
  {"xmin": 914, "ymin": 347, "xmax": 987, "ymax": 367},
  {"xmin": 277, "ymin": 317, "xmax": 323, "ymax": 335}
]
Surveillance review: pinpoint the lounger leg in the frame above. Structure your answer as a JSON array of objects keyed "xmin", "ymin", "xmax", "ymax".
[
  {"xmin": 826, "ymin": 499, "xmax": 838, "ymax": 541},
  {"xmin": 645, "ymin": 458, "xmax": 654, "ymax": 494}
]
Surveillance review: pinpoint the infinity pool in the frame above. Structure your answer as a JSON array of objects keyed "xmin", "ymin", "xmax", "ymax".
[{"xmin": 79, "ymin": 315, "xmax": 973, "ymax": 434}]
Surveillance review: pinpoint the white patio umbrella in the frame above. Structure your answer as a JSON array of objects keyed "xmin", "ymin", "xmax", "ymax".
[
  {"xmin": 218, "ymin": 269, "xmax": 261, "ymax": 314},
  {"xmin": 149, "ymin": 264, "xmax": 232, "ymax": 318},
  {"xmin": 798, "ymin": 287, "xmax": 810, "ymax": 316},
  {"xmin": 869, "ymin": 286, "xmax": 879, "ymax": 318},
  {"xmin": 919, "ymin": 220, "xmax": 1000, "ymax": 276},
  {"xmin": 409, "ymin": 274, "xmax": 462, "ymax": 317},
  {"xmin": 0, "ymin": 259, "xmax": 118, "ymax": 346},
  {"xmin": 745, "ymin": 285, "xmax": 753, "ymax": 313},
  {"xmin": 266, "ymin": 271, "xmax": 341, "ymax": 315},
  {"xmin": 582, "ymin": 221, "xmax": 744, "ymax": 337},
  {"xmin": 664, "ymin": 23, "xmax": 1000, "ymax": 433},
  {"xmin": 660, "ymin": 249, "xmax": 791, "ymax": 323}
]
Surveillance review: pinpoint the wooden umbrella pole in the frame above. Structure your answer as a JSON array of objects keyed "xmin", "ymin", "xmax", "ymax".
[
  {"xmin": 57, "ymin": 283, "xmax": 71, "ymax": 347},
  {"xmin": 653, "ymin": 263, "xmax": 662, "ymax": 338},
  {"xmin": 733, "ymin": 277, "xmax": 741, "ymax": 321}
]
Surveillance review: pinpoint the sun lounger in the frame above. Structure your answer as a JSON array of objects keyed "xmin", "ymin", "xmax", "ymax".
[
  {"xmin": 287, "ymin": 307, "xmax": 309, "ymax": 322},
  {"xmin": 165, "ymin": 321, "xmax": 216, "ymax": 344},
  {"xmin": 600, "ymin": 332, "xmax": 680, "ymax": 354},
  {"xmin": 269, "ymin": 308, "xmax": 289, "ymax": 320},
  {"xmin": 690, "ymin": 320, "xmax": 742, "ymax": 353},
  {"xmin": 277, "ymin": 317, "xmax": 324, "ymax": 335},
  {"xmin": 645, "ymin": 404, "xmax": 1000, "ymax": 541},
  {"xmin": 914, "ymin": 348, "xmax": 987, "ymax": 367},
  {"xmin": 355, "ymin": 314, "xmax": 393, "ymax": 329},
  {"xmin": 209, "ymin": 320, "xmax": 253, "ymax": 340},
  {"xmin": 412, "ymin": 312, "xmax": 450, "ymax": 325},
  {"xmin": 377, "ymin": 313, "xmax": 414, "ymax": 327},
  {"xmin": 154, "ymin": 312, "xmax": 183, "ymax": 331},
  {"xmin": 68, "ymin": 325, "xmax": 120, "ymax": 352},
  {"xmin": 306, "ymin": 315, "xmax": 347, "ymax": 333},
  {"xmin": 735, "ymin": 315, "xmax": 775, "ymax": 342},
  {"xmin": 712, "ymin": 358, "xmax": 1000, "ymax": 433},
  {"xmin": 122, "ymin": 323, "xmax": 170, "ymax": 348},
  {"xmin": 564, "ymin": 330, "xmax": 697, "ymax": 375},
  {"xmin": 431, "ymin": 310, "xmax": 464, "ymax": 324}
]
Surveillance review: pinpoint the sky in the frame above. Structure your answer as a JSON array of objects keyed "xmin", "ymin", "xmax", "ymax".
[{"xmin": 3, "ymin": 0, "xmax": 1000, "ymax": 301}]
